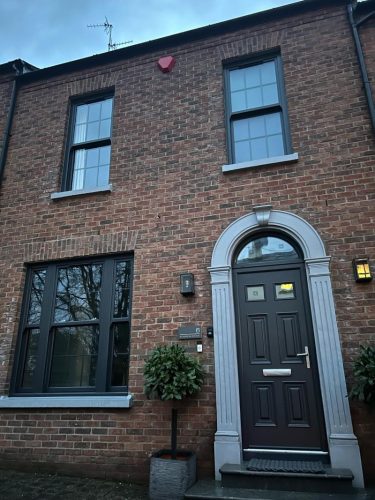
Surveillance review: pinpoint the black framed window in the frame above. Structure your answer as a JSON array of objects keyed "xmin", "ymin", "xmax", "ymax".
[
  {"xmin": 225, "ymin": 55, "xmax": 291, "ymax": 164},
  {"xmin": 63, "ymin": 94, "xmax": 113, "ymax": 191},
  {"xmin": 12, "ymin": 255, "xmax": 132, "ymax": 396}
]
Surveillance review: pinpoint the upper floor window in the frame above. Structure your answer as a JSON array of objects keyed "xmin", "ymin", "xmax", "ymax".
[
  {"xmin": 63, "ymin": 94, "xmax": 113, "ymax": 192},
  {"xmin": 225, "ymin": 56, "xmax": 291, "ymax": 164},
  {"xmin": 11, "ymin": 255, "xmax": 132, "ymax": 396}
]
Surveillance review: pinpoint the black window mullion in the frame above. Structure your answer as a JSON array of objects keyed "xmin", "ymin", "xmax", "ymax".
[
  {"xmin": 32, "ymin": 264, "xmax": 56, "ymax": 393},
  {"xmin": 71, "ymin": 137, "xmax": 111, "ymax": 151},
  {"xmin": 95, "ymin": 259, "xmax": 113, "ymax": 392}
]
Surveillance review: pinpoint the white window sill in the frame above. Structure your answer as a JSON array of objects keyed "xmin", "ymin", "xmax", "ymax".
[
  {"xmin": 51, "ymin": 184, "xmax": 112, "ymax": 200},
  {"xmin": 0, "ymin": 394, "xmax": 133, "ymax": 408},
  {"xmin": 222, "ymin": 153, "xmax": 298, "ymax": 173}
]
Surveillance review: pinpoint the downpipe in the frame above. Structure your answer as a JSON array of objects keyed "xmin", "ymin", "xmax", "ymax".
[{"xmin": 347, "ymin": 2, "xmax": 375, "ymax": 133}]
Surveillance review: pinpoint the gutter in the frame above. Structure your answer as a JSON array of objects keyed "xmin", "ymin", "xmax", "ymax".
[
  {"xmin": 348, "ymin": 1, "xmax": 375, "ymax": 133},
  {"xmin": 0, "ymin": 60, "xmax": 26, "ymax": 187}
]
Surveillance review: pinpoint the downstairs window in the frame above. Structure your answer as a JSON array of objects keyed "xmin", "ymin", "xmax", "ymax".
[{"xmin": 11, "ymin": 255, "xmax": 133, "ymax": 396}]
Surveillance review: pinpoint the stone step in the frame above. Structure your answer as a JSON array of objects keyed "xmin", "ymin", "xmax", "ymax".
[
  {"xmin": 185, "ymin": 480, "xmax": 371, "ymax": 500},
  {"xmin": 220, "ymin": 463, "xmax": 354, "ymax": 494}
]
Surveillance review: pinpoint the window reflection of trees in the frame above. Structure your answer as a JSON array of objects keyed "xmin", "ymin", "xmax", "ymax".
[
  {"xmin": 21, "ymin": 328, "xmax": 40, "ymax": 388},
  {"xmin": 112, "ymin": 323, "xmax": 130, "ymax": 386},
  {"xmin": 114, "ymin": 262, "xmax": 131, "ymax": 318},
  {"xmin": 54, "ymin": 264, "xmax": 102, "ymax": 322},
  {"xmin": 28, "ymin": 270, "xmax": 46, "ymax": 324},
  {"xmin": 18, "ymin": 258, "xmax": 132, "ymax": 392},
  {"xmin": 50, "ymin": 326, "xmax": 98, "ymax": 387}
]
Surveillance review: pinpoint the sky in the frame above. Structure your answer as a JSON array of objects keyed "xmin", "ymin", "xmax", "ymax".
[{"xmin": 0, "ymin": 0, "xmax": 302, "ymax": 69}]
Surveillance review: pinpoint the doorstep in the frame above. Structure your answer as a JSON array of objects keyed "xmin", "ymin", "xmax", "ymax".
[{"xmin": 184, "ymin": 480, "xmax": 375, "ymax": 500}]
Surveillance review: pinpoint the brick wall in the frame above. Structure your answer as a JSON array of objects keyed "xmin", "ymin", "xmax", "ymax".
[
  {"xmin": 0, "ymin": 2, "xmax": 374, "ymax": 484},
  {"xmin": 0, "ymin": 71, "xmax": 16, "ymax": 158}
]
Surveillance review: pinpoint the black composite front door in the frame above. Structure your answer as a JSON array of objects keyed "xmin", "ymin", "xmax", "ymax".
[{"xmin": 234, "ymin": 264, "xmax": 327, "ymax": 455}]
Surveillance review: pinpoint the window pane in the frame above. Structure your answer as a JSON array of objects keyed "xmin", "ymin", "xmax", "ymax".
[
  {"xmin": 54, "ymin": 264, "xmax": 102, "ymax": 322},
  {"xmin": 74, "ymin": 123, "xmax": 87, "ymax": 144},
  {"xmin": 20, "ymin": 328, "xmax": 40, "ymax": 388},
  {"xmin": 231, "ymin": 90, "xmax": 246, "ymax": 112},
  {"xmin": 233, "ymin": 120, "xmax": 249, "ymax": 141},
  {"xmin": 275, "ymin": 283, "xmax": 295, "ymax": 300},
  {"xmin": 71, "ymin": 150, "xmax": 85, "ymax": 190},
  {"xmin": 27, "ymin": 270, "xmax": 46, "ymax": 324},
  {"xmin": 75, "ymin": 105, "xmax": 88, "ymax": 125},
  {"xmin": 236, "ymin": 236, "xmax": 299, "ymax": 264},
  {"xmin": 233, "ymin": 112, "xmax": 285, "ymax": 162},
  {"xmin": 249, "ymin": 115, "xmax": 266, "ymax": 139},
  {"xmin": 73, "ymin": 98, "xmax": 113, "ymax": 145},
  {"xmin": 250, "ymin": 137, "xmax": 267, "ymax": 160},
  {"xmin": 260, "ymin": 61, "xmax": 276, "ymax": 84},
  {"xmin": 88, "ymin": 102, "xmax": 101, "ymax": 122},
  {"xmin": 99, "ymin": 145, "xmax": 111, "ymax": 165},
  {"xmin": 111, "ymin": 323, "xmax": 130, "ymax": 386},
  {"xmin": 265, "ymin": 113, "xmax": 282, "ymax": 135},
  {"xmin": 268, "ymin": 134, "xmax": 284, "ymax": 157},
  {"xmin": 246, "ymin": 87, "xmax": 262, "ymax": 109},
  {"xmin": 72, "ymin": 147, "xmax": 110, "ymax": 190},
  {"xmin": 99, "ymin": 118, "xmax": 111, "ymax": 138},
  {"xmin": 97, "ymin": 165, "xmax": 110, "ymax": 186},
  {"xmin": 49, "ymin": 326, "xmax": 98, "ymax": 387},
  {"xmin": 101, "ymin": 98, "xmax": 113, "ymax": 119},
  {"xmin": 245, "ymin": 65, "xmax": 261, "ymax": 88},
  {"xmin": 229, "ymin": 61, "xmax": 279, "ymax": 112},
  {"xmin": 86, "ymin": 121, "xmax": 100, "ymax": 141},
  {"xmin": 246, "ymin": 286, "xmax": 265, "ymax": 301},
  {"xmin": 84, "ymin": 167, "xmax": 98, "ymax": 189},
  {"xmin": 234, "ymin": 141, "xmax": 251, "ymax": 163},
  {"xmin": 230, "ymin": 69, "xmax": 245, "ymax": 91},
  {"xmin": 86, "ymin": 148, "xmax": 99, "ymax": 168},
  {"xmin": 114, "ymin": 261, "xmax": 132, "ymax": 318},
  {"xmin": 262, "ymin": 84, "xmax": 278, "ymax": 105}
]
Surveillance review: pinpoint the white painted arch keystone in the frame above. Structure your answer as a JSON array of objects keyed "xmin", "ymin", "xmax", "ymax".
[{"xmin": 208, "ymin": 209, "xmax": 364, "ymax": 487}]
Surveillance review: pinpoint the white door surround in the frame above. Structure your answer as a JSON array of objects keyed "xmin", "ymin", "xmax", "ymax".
[{"xmin": 208, "ymin": 207, "xmax": 364, "ymax": 487}]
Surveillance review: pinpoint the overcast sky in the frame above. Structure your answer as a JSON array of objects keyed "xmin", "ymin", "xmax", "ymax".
[{"xmin": 1, "ymin": 0, "xmax": 301, "ymax": 69}]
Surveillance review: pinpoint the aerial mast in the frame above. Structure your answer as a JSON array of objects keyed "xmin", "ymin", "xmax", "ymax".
[{"xmin": 87, "ymin": 17, "xmax": 132, "ymax": 51}]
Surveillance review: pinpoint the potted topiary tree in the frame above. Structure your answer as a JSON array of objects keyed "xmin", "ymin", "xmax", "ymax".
[{"xmin": 144, "ymin": 344, "xmax": 204, "ymax": 500}]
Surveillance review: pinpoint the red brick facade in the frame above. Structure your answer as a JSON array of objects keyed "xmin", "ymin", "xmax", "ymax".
[{"xmin": 0, "ymin": 1, "xmax": 374, "ymax": 485}]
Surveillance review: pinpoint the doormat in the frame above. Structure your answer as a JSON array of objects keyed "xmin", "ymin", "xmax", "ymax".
[{"xmin": 247, "ymin": 458, "xmax": 325, "ymax": 474}]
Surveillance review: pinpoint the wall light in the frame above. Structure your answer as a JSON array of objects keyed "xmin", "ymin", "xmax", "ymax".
[
  {"xmin": 180, "ymin": 273, "xmax": 195, "ymax": 296},
  {"xmin": 352, "ymin": 258, "xmax": 372, "ymax": 282}
]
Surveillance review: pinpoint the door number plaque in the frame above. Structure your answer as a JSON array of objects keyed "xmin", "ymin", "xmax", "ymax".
[{"xmin": 178, "ymin": 326, "xmax": 202, "ymax": 340}]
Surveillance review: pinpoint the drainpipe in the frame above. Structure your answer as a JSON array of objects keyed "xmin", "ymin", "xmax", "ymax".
[
  {"xmin": 348, "ymin": 1, "xmax": 375, "ymax": 133},
  {"xmin": 0, "ymin": 60, "xmax": 25, "ymax": 187}
]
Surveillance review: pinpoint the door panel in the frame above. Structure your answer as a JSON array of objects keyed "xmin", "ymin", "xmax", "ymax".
[
  {"xmin": 277, "ymin": 313, "xmax": 302, "ymax": 363},
  {"xmin": 234, "ymin": 266, "xmax": 327, "ymax": 453},
  {"xmin": 247, "ymin": 315, "xmax": 270, "ymax": 364}
]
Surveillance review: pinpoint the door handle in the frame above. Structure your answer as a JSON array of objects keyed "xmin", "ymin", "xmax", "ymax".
[{"xmin": 296, "ymin": 346, "xmax": 310, "ymax": 369}]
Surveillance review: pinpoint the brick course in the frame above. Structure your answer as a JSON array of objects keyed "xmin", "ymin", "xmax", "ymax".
[{"xmin": 0, "ymin": 1, "xmax": 374, "ymax": 485}]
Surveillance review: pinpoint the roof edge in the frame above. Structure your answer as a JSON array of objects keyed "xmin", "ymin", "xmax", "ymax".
[
  {"xmin": 0, "ymin": 59, "xmax": 38, "ymax": 76},
  {"xmin": 18, "ymin": 0, "xmax": 346, "ymax": 84}
]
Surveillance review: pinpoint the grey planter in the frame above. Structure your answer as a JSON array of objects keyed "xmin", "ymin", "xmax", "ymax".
[{"xmin": 149, "ymin": 449, "xmax": 196, "ymax": 500}]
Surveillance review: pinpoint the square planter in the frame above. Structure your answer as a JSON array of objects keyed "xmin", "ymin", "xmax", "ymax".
[{"xmin": 149, "ymin": 449, "xmax": 196, "ymax": 500}]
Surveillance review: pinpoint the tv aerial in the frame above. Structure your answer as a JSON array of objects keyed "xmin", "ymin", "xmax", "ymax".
[{"xmin": 87, "ymin": 17, "xmax": 132, "ymax": 51}]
